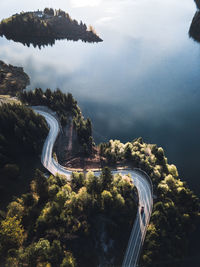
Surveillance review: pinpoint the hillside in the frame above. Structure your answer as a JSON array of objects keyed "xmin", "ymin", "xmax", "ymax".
[{"xmin": 0, "ymin": 60, "xmax": 30, "ymax": 96}]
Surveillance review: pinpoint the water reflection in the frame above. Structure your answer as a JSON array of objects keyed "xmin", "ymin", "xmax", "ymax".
[
  {"xmin": 1, "ymin": 36, "xmax": 57, "ymax": 49},
  {"xmin": 0, "ymin": 35, "xmax": 101, "ymax": 49},
  {"xmin": 0, "ymin": 0, "xmax": 200, "ymax": 194}
]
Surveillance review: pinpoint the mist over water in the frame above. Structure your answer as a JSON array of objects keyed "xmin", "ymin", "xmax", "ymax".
[{"xmin": 0, "ymin": 0, "xmax": 200, "ymax": 194}]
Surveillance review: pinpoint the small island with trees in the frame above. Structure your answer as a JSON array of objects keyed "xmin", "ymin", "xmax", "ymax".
[{"xmin": 0, "ymin": 8, "xmax": 103, "ymax": 48}]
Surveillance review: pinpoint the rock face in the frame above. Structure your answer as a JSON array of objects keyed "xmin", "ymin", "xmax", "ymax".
[
  {"xmin": 0, "ymin": 8, "xmax": 103, "ymax": 48},
  {"xmin": 0, "ymin": 60, "xmax": 30, "ymax": 95}
]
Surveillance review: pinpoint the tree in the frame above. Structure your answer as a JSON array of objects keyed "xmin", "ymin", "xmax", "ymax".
[
  {"xmin": 100, "ymin": 167, "xmax": 113, "ymax": 190},
  {"xmin": 83, "ymin": 143, "xmax": 89, "ymax": 156},
  {"xmin": 101, "ymin": 190, "xmax": 113, "ymax": 210},
  {"xmin": 71, "ymin": 172, "xmax": 84, "ymax": 191},
  {"xmin": 99, "ymin": 143, "xmax": 105, "ymax": 156},
  {"xmin": 49, "ymin": 240, "xmax": 63, "ymax": 265},
  {"xmin": 3, "ymin": 164, "xmax": 19, "ymax": 179},
  {"xmin": 44, "ymin": 8, "xmax": 54, "ymax": 16},
  {"xmin": 156, "ymin": 147, "xmax": 164, "ymax": 161},
  {"xmin": 88, "ymin": 25, "xmax": 96, "ymax": 34},
  {"xmin": 34, "ymin": 169, "xmax": 48, "ymax": 203},
  {"xmin": 0, "ymin": 216, "xmax": 25, "ymax": 253},
  {"xmin": 124, "ymin": 143, "xmax": 132, "ymax": 160},
  {"xmin": 60, "ymin": 252, "xmax": 76, "ymax": 267},
  {"xmin": 85, "ymin": 172, "xmax": 100, "ymax": 195},
  {"xmin": 7, "ymin": 201, "xmax": 24, "ymax": 218},
  {"xmin": 20, "ymin": 239, "xmax": 51, "ymax": 267}
]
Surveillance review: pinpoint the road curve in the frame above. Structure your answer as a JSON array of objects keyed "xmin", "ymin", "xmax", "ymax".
[{"xmin": 33, "ymin": 108, "xmax": 153, "ymax": 267}]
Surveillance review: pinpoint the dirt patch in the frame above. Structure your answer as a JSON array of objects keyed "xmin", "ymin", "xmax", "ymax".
[
  {"xmin": 55, "ymin": 120, "xmax": 132, "ymax": 171},
  {"xmin": 64, "ymin": 147, "xmax": 103, "ymax": 170}
]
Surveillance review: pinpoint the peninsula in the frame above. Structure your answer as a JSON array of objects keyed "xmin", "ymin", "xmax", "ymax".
[
  {"xmin": 0, "ymin": 88, "xmax": 199, "ymax": 267},
  {"xmin": 0, "ymin": 8, "xmax": 103, "ymax": 48}
]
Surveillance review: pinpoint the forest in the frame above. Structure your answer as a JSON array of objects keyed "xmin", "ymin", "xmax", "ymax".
[
  {"xmin": 20, "ymin": 88, "xmax": 94, "ymax": 155},
  {"xmin": 0, "ymin": 168, "xmax": 137, "ymax": 267},
  {"xmin": 0, "ymin": 91, "xmax": 138, "ymax": 266},
  {"xmin": 0, "ymin": 90, "xmax": 199, "ymax": 266},
  {"xmin": 0, "ymin": 103, "xmax": 48, "ymax": 209},
  {"xmin": 0, "ymin": 8, "xmax": 103, "ymax": 48},
  {"xmin": 99, "ymin": 138, "xmax": 200, "ymax": 266}
]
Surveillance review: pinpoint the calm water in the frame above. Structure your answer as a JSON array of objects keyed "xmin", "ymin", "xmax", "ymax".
[{"xmin": 0, "ymin": 0, "xmax": 200, "ymax": 194}]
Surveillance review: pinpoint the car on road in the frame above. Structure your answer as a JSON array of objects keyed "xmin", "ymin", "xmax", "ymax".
[{"xmin": 141, "ymin": 206, "xmax": 144, "ymax": 214}]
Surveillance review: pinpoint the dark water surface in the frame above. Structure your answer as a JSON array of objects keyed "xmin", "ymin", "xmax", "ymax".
[{"xmin": 0, "ymin": 0, "xmax": 200, "ymax": 194}]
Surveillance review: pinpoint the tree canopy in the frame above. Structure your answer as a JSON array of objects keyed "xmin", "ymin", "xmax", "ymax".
[{"xmin": 0, "ymin": 169, "xmax": 137, "ymax": 266}]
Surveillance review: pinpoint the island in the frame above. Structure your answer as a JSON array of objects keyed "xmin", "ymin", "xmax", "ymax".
[
  {"xmin": 189, "ymin": 0, "xmax": 200, "ymax": 42},
  {"xmin": 0, "ymin": 8, "xmax": 103, "ymax": 48},
  {"xmin": 0, "ymin": 60, "xmax": 30, "ymax": 95},
  {"xmin": 195, "ymin": 0, "xmax": 200, "ymax": 9},
  {"xmin": 189, "ymin": 12, "xmax": 200, "ymax": 42}
]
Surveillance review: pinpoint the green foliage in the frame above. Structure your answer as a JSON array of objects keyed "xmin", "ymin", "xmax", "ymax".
[
  {"xmin": 0, "ymin": 103, "xmax": 48, "ymax": 155},
  {"xmin": 0, "ymin": 169, "xmax": 137, "ymax": 267},
  {"xmin": 140, "ymin": 163, "xmax": 200, "ymax": 267},
  {"xmin": 61, "ymin": 252, "xmax": 76, "ymax": 267},
  {"xmin": 100, "ymin": 166, "xmax": 112, "ymax": 190},
  {"xmin": 0, "ymin": 103, "xmax": 48, "ymax": 209},
  {"xmin": 20, "ymin": 89, "xmax": 78, "ymax": 123},
  {"xmin": 99, "ymin": 138, "xmax": 200, "ymax": 266},
  {"xmin": 0, "ymin": 215, "xmax": 25, "ymax": 257},
  {"xmin": 20, "ymin": 88, "xmax": 94, "ymax": 154}
]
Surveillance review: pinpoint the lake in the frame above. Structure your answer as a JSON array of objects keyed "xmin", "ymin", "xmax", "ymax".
[{"xmin": 0, "ymin": 0, "xmax": 200, "ymax": 195}]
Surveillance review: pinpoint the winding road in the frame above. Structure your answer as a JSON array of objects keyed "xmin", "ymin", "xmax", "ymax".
[{"xmin": 33, "ymin": 107, "xmax": 153, "ymax": 267}]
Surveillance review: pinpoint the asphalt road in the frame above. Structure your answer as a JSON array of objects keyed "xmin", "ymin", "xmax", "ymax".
[{"xmin": 33, "ymin": 108, "xmax": 153, "ymax": 267}]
